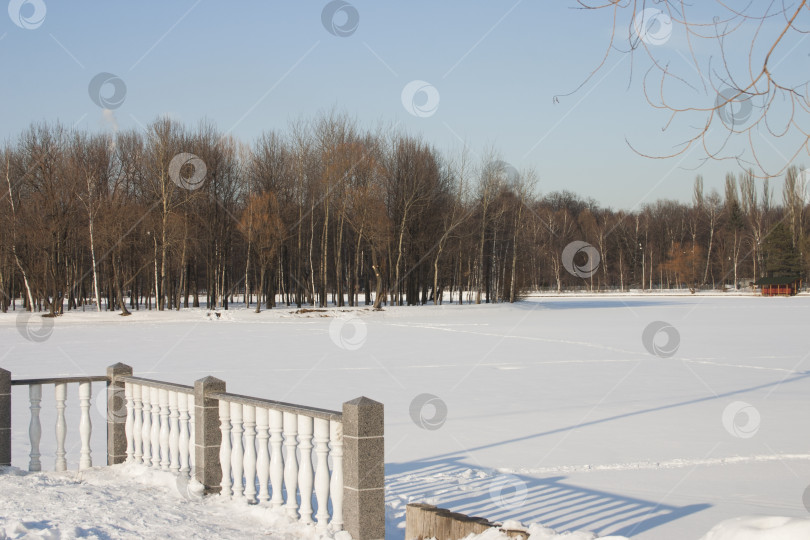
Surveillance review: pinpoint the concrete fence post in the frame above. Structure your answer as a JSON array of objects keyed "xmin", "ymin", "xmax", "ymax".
[
  {"xmin": 0, "ymin": 368, "xmax": 10, "ymax": 466},
  {"xmin": 106, "ymin": 363, "xmax": 133, "ymax": 465},
  {"xmin": 194, "ymin": 376, "xmax": 226, "ymax": 494},
  {"xmin": 343, "ymin": 396, "xmax": 385, "ymax": 540}
]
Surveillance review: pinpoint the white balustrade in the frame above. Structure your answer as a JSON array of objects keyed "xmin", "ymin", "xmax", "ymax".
[
  {"xmin": 219, "ymin": 400, "xmax": 232, "ymax": 497},
  {"xmin": 78, "ymin": 382, "xmax": 92, "ymax": 470},
  {"xmin": 33, "ymin": 378, "xmax": 348, "ymax": 532},
  {"xmin": 125, "ymin": 383, "xmax": 134, "ymax": 463},
  {"xmin": 120, "ymin": 384, "xmax": 194, "ymax": 474},
  {"xmin": 211, "ymin": 400, "xmax": 344, "ymax": 530},
  {"xmin": 283, "ymin": 411, "xmax": 299, "ymax": 518},
  {"xmin": 159, "ymin": 388, "xmax": 170, "ymax": 471},
  {"xmin": 298, "ymin": 415, "xmax": 314, "ymax": 524},
  {"xmin": 141, "ymin": 385, "xmax": 152, "ymax": 465},
  {"xmin": 330, "ymin": 419, "xmax": 344, "ymax": 531},
  {"xmin": 150, "ymin": 386, "xmax": 160, "ymax": 468},
  {"xmin": 243, "ymin": 405, "xmax": 257, "ymax": 504},
  {"xmin": 178, "ymin": 392, "xmax": 190, "ymax": 476},
  {"xmin": 169, "ymin": 391, "xmax": 180, "ymax": 473},
  {"xmin": 256, "ymin": 408, "xmax": 270, "ymax": 503},
  {"xmin": 269, "ymin": 409, "xmax": 284, "ymax": 509},
  {"xmin": 28, "ymin": 384, "xmax": 42, "ymax": 472},
  {"xmin": 131, "ymin": 383, "xmax": 143, "ymax": 464},
  {"xmin": 314, "ymin": 418, "xmax": 331, "ymax": 531},
  {"xmin": 22, "ymin": 381, "xmax": 98, "ymax": 473},
  {"xmin": 188, "ymin": 394, "xmax": 196, "ymax": 473},
  {"xmin": 54, "ymin": 383, "xmax": 67, "ymax": 471},
  {"xmin": 230, "ymin": 402, "xmax": 244, "ymax": 498}
]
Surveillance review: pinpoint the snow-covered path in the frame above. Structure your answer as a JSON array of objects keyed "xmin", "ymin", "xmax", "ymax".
[{"xmin": 2, "ymin": 294, "xmax": 810, "ymax": 539}]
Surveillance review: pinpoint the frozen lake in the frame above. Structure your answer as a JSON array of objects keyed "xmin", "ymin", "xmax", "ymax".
[{"xmin": 2, "ymin": 294, "xmax": 809, "ymax": 539}]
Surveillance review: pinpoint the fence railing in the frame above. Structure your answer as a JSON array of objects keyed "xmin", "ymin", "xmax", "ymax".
[
  {"xmin": 209, "ymin": 391, "xmax": 344, "ymax": 532},
  {"xmin": 4, "ymin": 374, "xmax": 108, "ymax": 472},
  {"xmin": 118, "ymin": 376, "xmax": 195, "ymax": 475},
  {"xmin": 0, "ymin": 364, "xmax": 384, "ymax": 540}
]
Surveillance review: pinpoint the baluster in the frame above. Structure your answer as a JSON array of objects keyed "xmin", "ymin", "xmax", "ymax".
[
  {"xmin": 28, "ymin": 384, "xmax": 42, "ymax": 472},
  {"xmin": 283, "ymin": 411, "xmax": 299, "ymax": 519},
  {"xmin": 243, "ymin": 405, "xmax": 257, "ymax": 504},
  {"xmin": 188, "ymin": 395, "xmax": 196, "ymax": 473},
  {"xmin": 132, "ymin": 384, "xmax": 143, "ymax": 464},
  {"xmin": 178, "ymin": 393, "xmax": 190, "ymax": 476},
  {"xmin": 269, "ymin": 409, "xmax": 284, "ymax": 508},
  {"xmin": 54, "ymin": 383, "xmax": 67, "ymax": 471},
  {"xmin": 314, "ymin": 418, "xmax": 331, "ymax": 531},
  {"xmin": 125, "ymin": 382, "xmax": 134, "ymax": 463},
  {"xmin": 219, "ymin": 399, "xmax": 232, "ymax": 497},
  {"xmin": 78, "ymin": 382, "xmax": 92, "ymax": 470},
  {"xmin": 298, "ymin": 416, "xmax": 315, "ymax": 524},
  {"xmin": 150, "ymin": 386, "xmax": 160, "ymax": 468},
  {"xmin": 329, "ymin": 420, "xmax": 344, "ymax": 532},
  {"xmin": 256, "ymin": 408, "xmax": 270, "ymax": 503},
  {"xmin": 141, "ymin": 385, "xmax": 152, "ymax": 465},
  {"xmin": 159, "ymin": 388, "xmax": 170, "ymax": 471},
  {"xmin": 169, "ymin": 391, "xmax": 180, "ymax": 473},
  {"xmin": 230, "ymin": 402, "xmax": 244, "ymax": 498}
]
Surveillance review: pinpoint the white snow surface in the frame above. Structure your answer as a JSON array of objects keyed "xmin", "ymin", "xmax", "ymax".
[
  {"xmin": 2, "ymin": 293, "xmax": 810, "ymax": 539},
  {"xmin": 697, "ymin": 516, "xmax": 810, "ymax": 540},
  {"xmin": 0, "ymin": 464, "xmax": 335, "ymax": 539},
  {"xmin": 0, "ymin": 466, "xmax": 622, "ymax": 540}
]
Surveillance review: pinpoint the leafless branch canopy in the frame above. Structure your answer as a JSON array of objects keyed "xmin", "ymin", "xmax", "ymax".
[{"xmin": 562, "ymin": 0, "xmax": 810, "ymax": 177}]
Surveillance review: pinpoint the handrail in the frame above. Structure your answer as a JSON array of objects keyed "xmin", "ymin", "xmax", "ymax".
[
  {"xmin": 11, "ymin": 375, "xmax": 108, "ymax": 386},
  {"xmin": 209, "ymin": 392, "xmax": 342, "ymax": 421},
  {"xmin": 117, "ymin": 375, "xmax": 194, "ymax": 394}
]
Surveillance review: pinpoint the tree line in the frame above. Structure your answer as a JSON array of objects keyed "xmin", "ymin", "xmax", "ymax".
[{"xmin": 1, "ymin": 114, "xmax": 807, "ymax": 316}]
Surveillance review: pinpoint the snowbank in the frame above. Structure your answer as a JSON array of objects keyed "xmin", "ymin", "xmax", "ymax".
[
  {"xmin": 698, "ymin": 516, "xmax": 810, "ymax": 540},
  {"xmin": 459, "ymin": 516, "xmax": 810, "ymax": 540},
  {"xmin": 464, "ymin": 521, "xmax": 629, "ymax": 539},
  {"xmin": 0, "ymin": 464, "xmax": 337, "ymax": 540},
  {"xmin": 3, "ymin": 465, "xmax": 809, "ymax": 540}
]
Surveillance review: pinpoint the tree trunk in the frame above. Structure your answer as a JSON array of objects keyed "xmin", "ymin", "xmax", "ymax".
[
  {"xmin": 153, "ymin": 235, "xmax": 160, "ymax": 310},
  {"xmin": 256, "ymin": 266, "xmax": 265, "ymax": 313},
  {"xmin": 433, "ymin": 242, "xmax": 445, "ymax": 306},
  {"xmin": 113, "ymin": 254, "xmax": 131, "ymax": 316},
  {"xmin": 336, "ymin": 211, "xmax": 344, "ymax": 307},
  {"xmin": 372, "ymin": 249, "xmax": 383, "ymax": 310},
  {"xmin": 394, "ymin": 208, "xmax": 409, "ymax": 306}
]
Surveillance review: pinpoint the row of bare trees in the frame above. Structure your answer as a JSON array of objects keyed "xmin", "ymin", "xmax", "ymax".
[{"xmin": 1, "ymin": 115, "xmax": 807, "ymax": 315}]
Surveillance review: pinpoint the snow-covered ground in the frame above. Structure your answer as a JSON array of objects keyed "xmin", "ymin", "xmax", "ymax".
[
  {"xmin": 0, "ymin": 463, "xmax": 341, "ymax": 540},
  {"xmin": 2, "ymin": 293, "xmax": 810, "ymax": 539}
]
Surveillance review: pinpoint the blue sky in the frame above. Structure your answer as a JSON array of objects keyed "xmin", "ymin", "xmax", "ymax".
[{"xmin": 1, "ymin": 1, "xmax": 808, "ymax": 209}]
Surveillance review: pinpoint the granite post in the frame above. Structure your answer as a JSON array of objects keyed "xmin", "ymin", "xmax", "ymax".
[
  {"xmin": 106, "ymin": 363, "xmax": 133, "ymax": 465},
  {"xmin": 194, "ymin": 376, "xmax": 225, "ymax": 494},
  {"xmin": 0, "ymin": 368, "xmax": 10, "ymax": 466},
  {"xmin": 343, "ymin": 396, "xmax": 384, "ymax": 540}
]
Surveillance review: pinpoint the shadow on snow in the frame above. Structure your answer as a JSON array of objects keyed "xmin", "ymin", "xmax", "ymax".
[
  {"xmin": 384, "ymin": 372, "xmax": 810, "ymax": 538},
  {"xmin": 385, "ymin": 456, "xmax": 708, "ymax": 539}
]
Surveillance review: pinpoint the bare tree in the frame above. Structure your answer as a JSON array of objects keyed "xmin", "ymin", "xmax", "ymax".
[
  {"xmin": 566, "ymin": 1, "xmax": 810, "ymax": 177},
  {"xmin": 239, "ymin": 192, "xmax": 286, "ymax": 313}
]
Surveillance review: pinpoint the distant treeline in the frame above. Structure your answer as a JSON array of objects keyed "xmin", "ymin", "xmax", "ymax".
[{"xmin": 1, "ymin": 113, "xmax": 807, "ymax": 315}]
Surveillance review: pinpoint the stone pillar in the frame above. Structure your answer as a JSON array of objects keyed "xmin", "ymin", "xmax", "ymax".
[
  {"xmin": 194, "ymin": 376, "xmax": 225, "ymax": 494},
  {"xmin": 343, "ymin": 396, "xmax": 384, "ymax": 540},
  {"xmin": 0, "ymin": 368, "xmax": 10, "ymax": 466},
  {"xmin": 107, "ymin": 363, "xmax": 133, "ymax": 465}
]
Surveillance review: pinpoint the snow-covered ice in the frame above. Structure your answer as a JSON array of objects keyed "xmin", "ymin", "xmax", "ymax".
[
  {"xmin": 698, "ymin": 516, "xmax": 810, "ymax": 540},
  {"xmin": 2, "ymin": 294, "xmax": 810, "ymax": 539}
]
